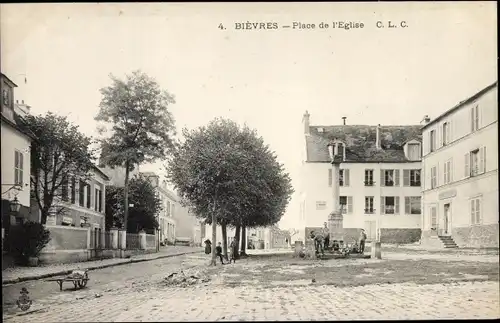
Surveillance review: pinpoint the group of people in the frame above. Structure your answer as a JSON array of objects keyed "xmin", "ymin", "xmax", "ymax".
[
  {"xmin": 204, "ymin": 237, "xmax": 238, "ymax": 265},
  {"xmin": 310, "ymin": 222, "xmax": 367, "ymax": 255}
]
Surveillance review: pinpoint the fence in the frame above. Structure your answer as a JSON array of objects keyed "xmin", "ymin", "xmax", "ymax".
[
  {"xmin": 89, "ymin": 229, "xmax": 114, "ymax": 250},
  {"xmin": 146, "ymin": 234, "xmax": 156, "ymax": 250},
  {"xmin": 126, "ymin": 233, "xmax": 141, "ymax": 250}
]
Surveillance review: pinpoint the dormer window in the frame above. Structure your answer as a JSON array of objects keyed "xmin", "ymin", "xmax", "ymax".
[
  {"xmin": 406, "ymin": 142, "xmax": 421, "ymax": 161},
  {"xmin": 328, "ymin": 140, "xmax": 346, "ymax": 161}
]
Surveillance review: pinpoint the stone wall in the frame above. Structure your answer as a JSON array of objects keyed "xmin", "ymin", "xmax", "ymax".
[
  {"xmin": 453, "ymin": 224, "xmax": 499, "ymax": 248},
  {"xmin": 380, "ymin": 228, "xmax": 421, "ymax": 244},
  {"xmin": 39, "ymin": 225, "xmax": 90, "ymax": 264}
]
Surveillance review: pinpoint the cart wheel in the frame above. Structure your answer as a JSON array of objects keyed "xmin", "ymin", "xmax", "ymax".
[{"xmin": 77, "ymin": 279, "xmax": 87, "ymax": 288}]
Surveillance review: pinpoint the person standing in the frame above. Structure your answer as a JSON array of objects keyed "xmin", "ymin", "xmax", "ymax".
[
  {"xmin": 359, "ymin": 229, "xmax": 367, "ymax": 253},
  {"xmin": 322, "ymin": 222, "xmax": 330, "ymax": 251},
  {"xmin": 229, "ymin": 237, "xmax": 237, "ymax": 263},
  {"xmin": 215, "ymin": 242, "xmax": 225, "ymax": 264},
  {"xmin": 204, "ymin": 239, "xmax": 212, "ymax": 255}
]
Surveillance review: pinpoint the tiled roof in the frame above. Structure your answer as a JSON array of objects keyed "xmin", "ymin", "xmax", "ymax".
[{"xmin": 306, "ymin": 125, "xmax": 422, "ymax": 163}]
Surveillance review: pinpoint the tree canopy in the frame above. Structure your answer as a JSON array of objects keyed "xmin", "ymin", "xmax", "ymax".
[
  {"xmin": 95, "ymin": 70, "xmax": 176, "ymax": 232},
  {"xmin": 105, "ymin": 175, "xmax": 161, "ymax": 233},
  {"xmin": 24, "ymin": 112, "xmax": 96, "ymax": 224},
  {"xmin": 166, "ymin": 118, "xmax": 294, "ymax": 253}
]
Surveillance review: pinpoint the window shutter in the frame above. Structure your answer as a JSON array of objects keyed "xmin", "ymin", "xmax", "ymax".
[
  {"xmin": 344, "ymin": 169, "xmax": 350, "ymax": 186},
  {"xmin": 480, "ymin": 147, "xmax": 486, "ymax": 173},
  {"xmin": 470, "ymin": 108, "xmax": 475, "ymax": 132},
  {"xmin": 395, "ymin": 196, "xmax": 400, "ymax": 214},
  {"xmin": 475, "ymin": 199, "xmax": 480, "ymax": 224},
  {"xmin": 394, "ymin": 170, "xmax": 400, "ymax": 186},
  {"xmin": 380, "ymin": 170, "xmax": 385, "ymax": 187},
  {"xmin": 19, "ymin": 152, "xmax": 23, "ymax": 170},
  {"xmin": 470, "ymin": 200, "xmax": 475, "ymax": 224},
  {"xmin": 464, "ymin": 153, "xmax": 470, "ymax": 178},
  {"xmin": 449, "ymin": 160, "xmax": 453, "ymax": 182},
  {"xmin": 347, "ymin": 196, "xmax": 353, "ymax": 214},
  {"xmin": 403, "ymin": 170, "xmax": 410, "ymax": 186},
  {"xmin": 405, "ymin": 197, "xmax": 410, "ymax": 214},
  {"xmin": 380, "ymin": 196, "xmax": 385, "ymax": 215},
  {"xmin": 443, "ymin": 162, "xmax": 448, "ymax": 184},
  {"xmin": 328, "ymin": 169, "xmax": 332, "ymax": 187}
]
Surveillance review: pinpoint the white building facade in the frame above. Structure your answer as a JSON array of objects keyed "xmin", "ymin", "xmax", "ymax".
[
  {"xmin": 299, "ymin": 112, "xmax": 423, "ymax": 244},
  {"xmin": 420, "ymin": 82, "xmax": 498, "ymax": 248},
  {"xmin": 1, "ymin": 73, "xmax": 36, "ymax": 229},
  {"xmin": 141, "ymin": 172, "xmax": 177, "ymax": 243}
]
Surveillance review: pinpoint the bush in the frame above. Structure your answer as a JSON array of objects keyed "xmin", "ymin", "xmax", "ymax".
[{"xmin": 7, "ymin": 221, "xmax": 51, "ymax": 264}]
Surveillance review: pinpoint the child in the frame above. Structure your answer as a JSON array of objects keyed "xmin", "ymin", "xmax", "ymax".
[{"xmin": 215, "ymin": 242, "xmax": 225, "ymax": 264}]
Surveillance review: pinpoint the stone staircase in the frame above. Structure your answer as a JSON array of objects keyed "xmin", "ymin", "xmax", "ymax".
[{"xmin": 438, "ymin": 235, "xmax": 459, "ymax": 248}]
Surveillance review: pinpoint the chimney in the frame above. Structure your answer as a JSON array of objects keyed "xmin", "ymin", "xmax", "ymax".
[
  {"xmin": 376, "ymin": 124, "xmax": 382, "ymax": 149},
  {"xmin": 302, "ymin": 111, "xmax": 310, "ymax": 135},
  {"xmin": 342, "ymin": 117, "xmax": 346, "ymax": 125},
  {"xmin": 420, "ymin": 115, "xmax": 431, "ymax": 125}
]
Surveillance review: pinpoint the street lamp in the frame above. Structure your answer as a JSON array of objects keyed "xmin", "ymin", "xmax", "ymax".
[{"xmin": 9, "ymin": 196, "xmax": 21, "ymax": 214}]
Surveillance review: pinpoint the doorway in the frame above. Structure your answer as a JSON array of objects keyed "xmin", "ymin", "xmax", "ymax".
[
  {"xmin": 443, "ymin": 203, "xmax": 451, "ymax": 235},
  {"xmin": 364, "ymin": 221, "xmax": 377, "ymax": 241}
]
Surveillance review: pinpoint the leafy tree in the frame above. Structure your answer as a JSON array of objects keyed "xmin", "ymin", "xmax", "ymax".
[
  {"xmin": 105, "ymin": 175, "xmax": 161, "ymax": 233},
  {"xmin": 95, "ymin": 70, "xmax": 176, "ymax": 233},
  {"xmin": 166, "ymin": 118, "xmax": 294, "ymax": 265},
  {"xmin": 7, "ymin": 221, "xmax": 51, "ymax": 265},
  {"xmin": 24, "ymin": 112, "xmax": 96, "ymax": 224}
]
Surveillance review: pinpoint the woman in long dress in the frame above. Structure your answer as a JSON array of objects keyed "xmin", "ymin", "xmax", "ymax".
[{"xmin": 204, "ymin": 239, "xmax": 212, "ymax": 255}]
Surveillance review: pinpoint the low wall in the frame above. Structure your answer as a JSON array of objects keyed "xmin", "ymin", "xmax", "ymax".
[
  {"xmin": 380, "ymin": 228, "xmax": 421, "ymax": 244},
  {"xmin": 146, "ymin": 234, "xmax": 156, "ymax": 250},
  {"xmin": 39, "ymin": 225, "xmax": 90, "ymax": 264},
  {"xmin": 452, "ymin": 224, "xmax": 499, "ymax": 248}
]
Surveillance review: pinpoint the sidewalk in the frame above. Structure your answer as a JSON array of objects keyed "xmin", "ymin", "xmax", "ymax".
[{"xmin": 2, "ymin": 246, "xmax": 202, "ymax": 285}]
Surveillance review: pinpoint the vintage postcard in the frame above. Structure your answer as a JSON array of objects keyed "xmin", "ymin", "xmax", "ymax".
[{"xmin": 1, "ymin": 2, "xmax": 498, "ymax": 321}]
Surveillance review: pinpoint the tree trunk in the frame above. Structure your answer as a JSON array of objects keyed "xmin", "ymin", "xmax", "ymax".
[
  {"xmin": 123, "ymin": 160, "xmax": 130, "ymax": 233},
  {"xmin": 240, "ymin": 225, "xmax": 247, "ymax": 258},
  {"xmin": 221, "ymin": 221, "xmax": 228, "ymax": 260},
  {"xmin": 210, "ymin": 195, "xmax": 217, "ymax": 266},
  {"xmin": 234, "ymin": 223, "xmax": 241, "ymax": 259}
]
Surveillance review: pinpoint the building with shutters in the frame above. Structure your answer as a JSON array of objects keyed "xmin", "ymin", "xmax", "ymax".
[
  {"xmin": 420, "ymin": 81, "xmax": 498, "ymax": 248},
  {"xmin": 299, "ymin": 111, "xmax": 423, "ymax": 244}
]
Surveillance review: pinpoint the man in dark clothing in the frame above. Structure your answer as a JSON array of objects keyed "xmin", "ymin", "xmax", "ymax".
[
  {"xmin": 215, "ymin": 242, "xmax": 225, "ymax": 264},
  {"xmin": 359, "ymin": 229, "xmax": 367, "ymax": 253},
  {"xmin": 322, "ymin": 222, "xmax": 330, "ymax": 251}
]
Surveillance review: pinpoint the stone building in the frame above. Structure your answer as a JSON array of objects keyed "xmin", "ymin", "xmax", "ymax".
[{"xmin": 420, "ymin": 81, "xmax": 498, "ymax": 248}]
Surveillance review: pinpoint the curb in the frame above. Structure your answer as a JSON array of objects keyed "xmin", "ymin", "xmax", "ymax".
[{"xmin": 2, "ymin": 250, "xmax": 202, "ymax": 285}]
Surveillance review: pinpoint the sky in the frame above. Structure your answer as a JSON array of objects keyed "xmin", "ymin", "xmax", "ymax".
[{"xmin": 1, "ymin": 2, "xmax": 497, "ymax": 230}]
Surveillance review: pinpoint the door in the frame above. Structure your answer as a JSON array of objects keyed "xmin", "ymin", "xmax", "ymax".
[
  {"xmin": 364, "ymin": 221, "xmax": 376, "ymax": 241},
  {"xmin": 443, "ymin": 204, "xmax": 451, "ymax": 235}
]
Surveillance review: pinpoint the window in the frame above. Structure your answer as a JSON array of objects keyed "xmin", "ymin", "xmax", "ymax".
[
  {"xmin": 403, "ymin": 169, "xmax": 421, "ymax": 187},
  {"xmin": 404, "ymin": 197, "xmax": 421, "ymax": 214},
  {"xmin": 61, "ymin": 178, "xmax": 69, "ymax": 202},
  {"xmin": 381, "ymin": 169, "xmax": 399, "ymax": 187},
  {"xmin": 381, "ymin": 196, "xmax": 399, "ymax": 215},
  {"xmin": 98, "ymin": 189, "xmax": 102, "ymax": 212},
  {"xmin": 14, "ymin": 150, "xmax": 24, "ymax": 186},
  {"xmin": 86, "ymin": 184, "xmax": 91, "ymax": 209},
  {"xmin": 465, "ymin": 148, "xmax": 486, "ymax": 178},
  {"xmin": 430, "ymin": 130, "xmax": 436, "ymax": 152},
  {"xmin": 339, "ymin": 169, "xmax": 350, "ymax": 186},
  {"xmin": 364, "ymin": 196, "xmax": 374, "ymax": 214},
  {"xmin": 442, "ymin": 122, "xmax": 450, "ymax": 145},
  {"xmin": 430, "ymin": 166, "xmax": 437, "ymax": 189},
  {"xmin": 167, "ymin": 201, "xmax": 171, "ymax": 216},
  {"xmin": 94, "ymin": 187, "xmax": 102, "ymax": 212},
  {"xmin": 407, "ymin": 143, "xmax": 421, "ymax": 160},
  {"xmin": 471, "ymin": 105, "xmax": 479, "ymax": 132},
  {"xmin": 443, "ymin": 159, "xmax": 453, "ymax": 184},
  {"xmin": 328, "ymin": 169, "xmax": 332, "ymax": 187},
  {"xmin": 430, "ymin": 206, "xmax": 437, "ymax": 229},
  {"xmin": 79, "ymin": 180, "xmax": 85, "ymax": 207},
  {"xmin": 70, "ymin": 177, "xmax": 76, "ymax": 204},
  {"xmin": 364, "ymin": 169, "xmax": 374, "ymax": 186},
  {"xmin": 339, "ymin": 196, "xmax": 353, "ymax": 214},
  {"xmin": 470, "ymin": 197, "xmax": 481, "ymax": 225}
]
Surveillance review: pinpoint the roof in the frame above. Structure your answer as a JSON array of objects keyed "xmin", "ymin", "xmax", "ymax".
[
  {"xmin": 421, "ymin": 81, "xmax": 498, "ymax": 130},
  {"xmin": 93, "ymin": 166, "xmax": 110, "ymax": 181},
  {"xmin": 306, "ymin": 125, "xmax": 422, "ymax": 163},
  {"xmin": 1, "ymin": 73, "xmax": 18, "ymax": 87},
  {"xmin": 1, "ymin": 112, "xmax": 38, "ymax": 142}
]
